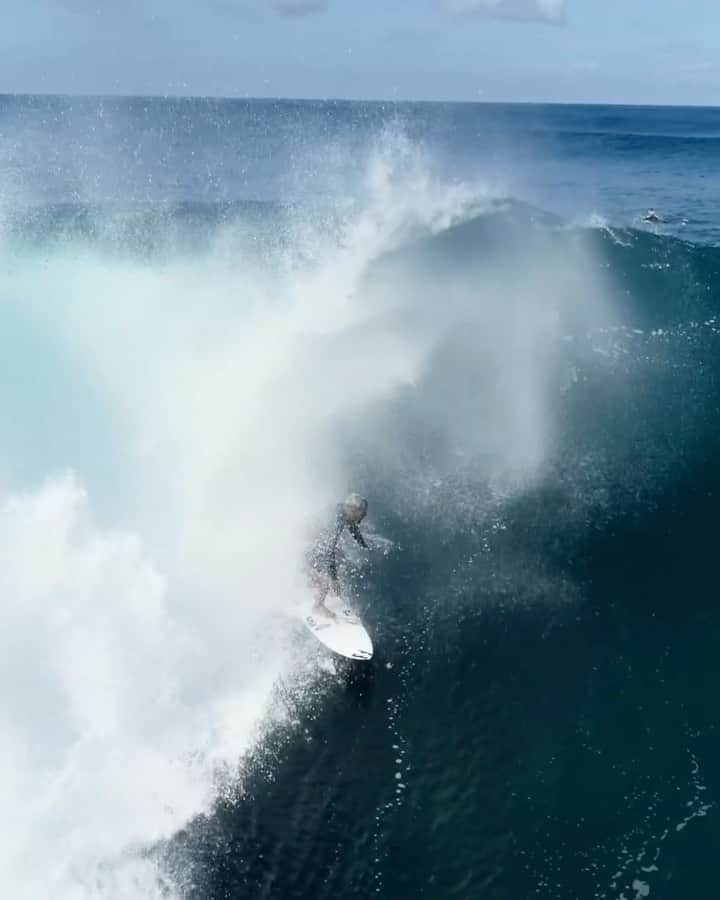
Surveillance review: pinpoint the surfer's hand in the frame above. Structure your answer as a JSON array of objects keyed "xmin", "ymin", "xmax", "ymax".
[{"xmin": 366, "ymin": 535, "xmax": 394, "ymax": 556}]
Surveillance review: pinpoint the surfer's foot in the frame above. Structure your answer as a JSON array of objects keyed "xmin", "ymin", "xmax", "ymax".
[{"xmin": 313, "ymin": 603, "xmax": 336, "ymax": 620}]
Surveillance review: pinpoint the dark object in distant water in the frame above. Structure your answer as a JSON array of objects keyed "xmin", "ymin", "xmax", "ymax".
[{"xmin": 643, "ymin": 208, "xmax": 663, "ymax": 223}]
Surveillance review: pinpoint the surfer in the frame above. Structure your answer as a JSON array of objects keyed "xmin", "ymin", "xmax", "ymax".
[
  {"xmin": 307, "ymin": 493, "xmax": 369, "ymax": 619},
  {"xmin": 643, "ymin": 208, "xmax": 663, "ymax": 223}
]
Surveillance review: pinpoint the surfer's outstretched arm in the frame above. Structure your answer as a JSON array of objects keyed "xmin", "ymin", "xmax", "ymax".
[{"xmin": 348, "ymin": 522, "xmax": 368, "ymax": 549}]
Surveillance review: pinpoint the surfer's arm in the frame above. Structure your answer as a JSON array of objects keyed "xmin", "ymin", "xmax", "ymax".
[{"xmin": 348, "ymin": 522, "xmax": 368, "ymax": 550}]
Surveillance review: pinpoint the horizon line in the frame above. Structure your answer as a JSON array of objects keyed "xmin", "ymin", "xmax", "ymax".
[{"xmin": 1, "ymin": 91, "xmax": 719, "ymax": 111}]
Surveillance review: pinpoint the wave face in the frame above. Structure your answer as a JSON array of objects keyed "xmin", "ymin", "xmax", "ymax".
[{"xmin": 1, "ymin": 96, "xmax": 720, "ymax": 899}]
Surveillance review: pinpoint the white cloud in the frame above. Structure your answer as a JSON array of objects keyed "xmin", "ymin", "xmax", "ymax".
[
  {"xmin": 272, "ymin": 0, "xmax": 328, "ymax": 16},
  {"xmin": 441, "ymin": 0, "xmax": 566, "ymax": 24}
]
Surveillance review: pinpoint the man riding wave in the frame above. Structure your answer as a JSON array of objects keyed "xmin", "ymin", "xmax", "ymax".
[{"xmin": 306, "ymin": 493, "xmax": 369, "ymax": 619}]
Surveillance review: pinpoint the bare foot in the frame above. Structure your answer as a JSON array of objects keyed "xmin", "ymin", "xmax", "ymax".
[{"xmin": 313, "ymin": 604, "xmax": 337, "ymax": 620}]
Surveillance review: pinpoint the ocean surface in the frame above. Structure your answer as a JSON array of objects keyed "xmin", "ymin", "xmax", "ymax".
[{"xmin": 1, "ymin": 96, "xmax": 720, "ymax": 900}]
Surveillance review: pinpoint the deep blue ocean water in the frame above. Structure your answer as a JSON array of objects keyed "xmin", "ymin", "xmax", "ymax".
[{"xmin": 2, "ymin": 96, "xmax": 720, "ymax": 900}]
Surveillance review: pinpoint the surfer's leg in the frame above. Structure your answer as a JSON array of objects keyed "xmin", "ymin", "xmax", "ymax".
[
  {"xmin": 313, "ymin": 574, "xmax": 329, "ymax": 606},
  {"xmin": 309, "ymin": 571, "xmax": 337, "ymax": 618}
]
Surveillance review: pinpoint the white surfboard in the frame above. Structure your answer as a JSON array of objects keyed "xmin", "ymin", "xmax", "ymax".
[{"xmin": 298, "ymin": 594, "xmax": 373, "ymax": 661}]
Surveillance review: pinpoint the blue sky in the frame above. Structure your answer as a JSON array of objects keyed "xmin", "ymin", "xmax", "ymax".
[{"xmin": 3, "ymin": 0, "xmax": 719, "ymax": 104}]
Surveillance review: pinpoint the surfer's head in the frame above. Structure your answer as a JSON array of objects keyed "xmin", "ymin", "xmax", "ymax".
[{"xmin": 343, "ymin": 493, "xmax": 368, "ymax": 522}]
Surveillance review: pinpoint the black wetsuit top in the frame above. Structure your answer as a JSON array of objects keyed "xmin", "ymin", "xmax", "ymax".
[{"xmin": 308, "ymin": 505, "xmax": 368, "ymax": 580}]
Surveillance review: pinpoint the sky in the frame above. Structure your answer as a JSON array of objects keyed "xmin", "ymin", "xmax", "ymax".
[{"xmin": 2, "ymin": 0, "xmax": 720, "ymax": 105}]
